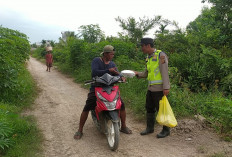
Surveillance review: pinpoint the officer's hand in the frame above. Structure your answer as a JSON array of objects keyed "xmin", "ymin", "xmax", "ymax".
[
  {"xmin": 121, "ymin": 77, "xmax": 126, "ymax": 82},
  {"xmin": 133, "ymin": 71, "xmax": 138, "ymax": 76},
  {"xmin": 163, "ymin": 89, "xmax": 169, "ymax": 96}
]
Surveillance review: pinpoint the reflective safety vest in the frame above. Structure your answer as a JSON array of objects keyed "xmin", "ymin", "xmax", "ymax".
[{"xmin": 146, "ymin": 50, "xmax": 163, "ymax": 85}]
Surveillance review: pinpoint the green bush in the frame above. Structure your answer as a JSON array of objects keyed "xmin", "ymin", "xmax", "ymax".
[
  {"xmin": 0, "ymin": 66, "xmax": 36, "ymax": 106},
  {"xmin": 35, "ymin": 36, "xmax": 232, "ymax": 139},
  {"xmin": 52, "ymin": 48, "xmax": 69, "ymax": 64},
  {"xmin": 110, "ymin": 39, "xmax": 137, "ymax": 59},
  {"xmin": 32, "ymin": 47, "xmax": 46, "ymax": 58},
  {"xmin": 115, "ymin": 55, "xmax": 144, "ymax": 71},
  {"xmin": 220, "ymin": 74, "xmax": 232, "ymax": 96},
  {"xmin": 73, "ymin": 65, "xmax": 91, "ymax": 83},
  {"xmin": 0, "ymin": 120, "xmax": 14, "ymax": 151},
  {"xmin": 69, "ymin": 38, "xmax": 88, "ymax": 68},
  {"xmin": 119, "ymin": 78, "xmax": 147, "ymax": 117},
  {"xmin": 0, "ymin": 104, "xmax": 20, "ymax": 153},
  {"xmin": 169, "ymin": 46, "xmax": 231, "ymax": 92},
  {"xmin": 0, "ymin": 26, "xmax": 30, "ymax": 62},
  {"xmin": 0, "ymin": 26, "xmax": 41, "ymax": 156},
  {"xmin": 0, "ymin": 26, "xmax": 30, "ymax": 103},
  {"xmin": 155, "ymin": 31, "xmax": 189, "ymax": 54},
  {"xmin": 201, "ymin": 93, "xmax": 232, "ymax": 136},
  {"xmin": 0, "ymin": 103, "xmax": 42, "ymax": 156}
]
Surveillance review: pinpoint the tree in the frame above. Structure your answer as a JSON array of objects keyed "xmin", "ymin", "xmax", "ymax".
[
  {"xmin": 61, "ymin": 31, "xmax": 75, "ymax": 42},
  {"xmin": 202, "ymin": 0, "xmax": 232, "ymax": 47},
  {"xmin": 186, "ymin": 7, "xmax": 220, "ymax": 48},
  {"xmin": 31, "ymin": 43, "xmax": 37, "ymax": 48},
  {"xmin": 41, "ymin": 39, "xmax": 46, "ymax": 45},
  {"xmin": 115, "ymin": 16, "xmax": 161, "ymax": 44},
  {"xmin": 155, "ymin": 19, "xmax": 173, "ymax": 34},
  {"xmin": 77, "ymin": 24, "xmax": 105, "ymax": 43},
  {"xmin": 50, "ymin": 40, "xmax": 55, "ymax": 47}
]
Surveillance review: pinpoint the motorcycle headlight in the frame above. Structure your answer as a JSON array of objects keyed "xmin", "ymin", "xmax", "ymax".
[
  {"xmin": 96, "ymin": 91, "xmax": 118, "ymax": 110},
  {"xmin": 103, "ymin": 100, "xmax": 117, "ymax": 110}
]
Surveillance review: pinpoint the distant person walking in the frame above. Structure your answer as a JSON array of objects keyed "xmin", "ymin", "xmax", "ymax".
[{"xmin": 45, "ymin": 47, "xmax": 53, "ymax": 72}]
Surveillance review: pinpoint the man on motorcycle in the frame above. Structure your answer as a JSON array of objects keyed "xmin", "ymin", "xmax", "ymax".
[{"xmin": 74, "ymin": 45, "xmax": 132, "ymax": 140}]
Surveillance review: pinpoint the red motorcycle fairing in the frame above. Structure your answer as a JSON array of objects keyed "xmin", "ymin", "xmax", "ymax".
[
  {"xmin": 95, "ymin": 85, "xmax": 122, "ymax": 120},
  {"xmin": 96, "ymin": 86, "xmax": 120, "ymax": 102}
]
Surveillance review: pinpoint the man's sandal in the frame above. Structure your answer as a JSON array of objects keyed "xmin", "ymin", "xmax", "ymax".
[
  {"xmin": 74, "ymin": 131, "xmax": 83, "ymax": 140},
  {"xmin": 120, "ymin": 127, "xmax": 132, "ymax": 134}
]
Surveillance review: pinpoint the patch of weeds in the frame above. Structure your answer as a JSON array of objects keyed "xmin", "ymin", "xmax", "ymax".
[
  {"xmin": 208, "ymin": 152, "xmax": 226, "ymax": 157},
  {"xmin": 197, "ymin": 145, "xmax": 208, "ymax": 154}
]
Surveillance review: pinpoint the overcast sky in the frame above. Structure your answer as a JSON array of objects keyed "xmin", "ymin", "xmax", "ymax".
[{"xmin": 0, "ymin": 0, "xmax": 210, "ymax": 43}]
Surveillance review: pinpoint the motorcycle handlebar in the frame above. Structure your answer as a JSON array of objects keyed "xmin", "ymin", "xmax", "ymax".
[
  {"xmin": 84, "ymin": 79, "xmax": 126, "ymax": 85},
  {"xmin": 84, "ymin": 80, "xmax": 95, "ymax": 85},
  {"xmin": 84, "ymin": 74, "xmax": 127, "ymax": 86}
]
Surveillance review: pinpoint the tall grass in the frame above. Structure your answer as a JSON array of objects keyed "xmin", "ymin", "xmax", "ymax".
[
  {"xmin": 1, "ymin": 65, "xmax": 36, "ymax": 108},
  {"xmin": 32, "ymin": 39, "xmax": 232, "ymax": 140},
  {"xmin": 72, "ymin": 64, "xmax": 232, "ymax": 139},
  {"xmin": 0, "ymin": 65, "xmax": 43, "ymax": 156},
  {"xmin": 119, "ymin": 78, "xmax": 147, "ymax": 118}
]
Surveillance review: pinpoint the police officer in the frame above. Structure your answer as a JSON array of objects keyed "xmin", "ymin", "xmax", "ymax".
[{"xmin": 134, "ymin": 38, "xmax": 170, "ymax": 138}]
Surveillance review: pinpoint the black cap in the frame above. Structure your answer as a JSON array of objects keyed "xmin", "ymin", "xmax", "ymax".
[{"xmin": 140, "ymin": 38, "xmax": 154, "ymax": 45}]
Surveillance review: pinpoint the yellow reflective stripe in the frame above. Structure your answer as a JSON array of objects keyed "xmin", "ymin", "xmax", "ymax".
[
  {"xmin": 149, "ymin": 80, "xmax": 163, "ymax": 85},
  {"xmin": 154, "ymin": 67, "xmax": 160, "ymax": 77}
]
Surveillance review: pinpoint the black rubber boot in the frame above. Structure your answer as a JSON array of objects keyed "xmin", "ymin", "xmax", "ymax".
[
  {"xmin": 157, "ymin": 126, "xmax": 170, "ymax": 138},
  {"xmin": 140, "ymin": 113, "xmax": 155, "ymax": 135}
]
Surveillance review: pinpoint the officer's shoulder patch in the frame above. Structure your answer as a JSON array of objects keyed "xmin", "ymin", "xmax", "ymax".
[{"xmin": 152, "ymin": 55, "xmax": 157, "ymax": 61}]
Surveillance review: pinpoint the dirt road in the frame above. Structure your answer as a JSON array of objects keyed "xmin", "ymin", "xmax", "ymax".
[{"xmin": 26, "ymin": 57, "xmax": 231, "ymax": 157}]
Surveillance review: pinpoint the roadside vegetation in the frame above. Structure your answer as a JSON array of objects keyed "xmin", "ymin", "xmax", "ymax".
[
  {"xmin": 1, "ymin": 0, "xmax": 231, "ymax": 156},
  {"xmin": 0, "ymin": 26, "xmax": 42, "ymax": 156},
  {"xmin": 32, "ymin": 0, "xmax": 232, "ymax": 141}
]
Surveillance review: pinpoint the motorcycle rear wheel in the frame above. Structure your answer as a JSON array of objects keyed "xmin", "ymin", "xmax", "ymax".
[{"xmin": 106, "ymin": 120, "xmax": 120, "ymax": 151}]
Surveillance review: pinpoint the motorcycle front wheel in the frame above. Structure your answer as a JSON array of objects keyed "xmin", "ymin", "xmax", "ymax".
[{"xmin": 106, "ymin": 120, "xmax": 120, "ymax": 151}]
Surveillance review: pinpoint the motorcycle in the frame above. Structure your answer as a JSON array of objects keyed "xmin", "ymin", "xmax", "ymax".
[{"xmin": 85, "ymin": 73, "xmax": 123, "ymax": 151}]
